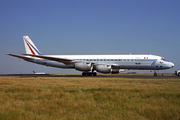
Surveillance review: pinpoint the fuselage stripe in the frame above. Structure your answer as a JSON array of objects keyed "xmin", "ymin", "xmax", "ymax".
[{"xmin": 24, "ymin": 39, "xmax": 43, "ymax": 55}]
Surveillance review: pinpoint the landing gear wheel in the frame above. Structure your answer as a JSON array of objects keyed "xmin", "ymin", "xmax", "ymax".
[
  {"xmin": 93, "ymin": 72, "xmax": 97, "ymax": 76},
  {"xmin": 178, "ymin": 73, "xmax": 180, "ymax": 76},
  {"xmin": 87, "ymin": 73, "xmax": 92, "ymax": 76},
  {"xmin": 154, "ymin": 72, "xmax": 157, "ymax": 76},
  {"xmin": 82, "ymin": 72, "xmax": 86, "ymax": 76},
  {"xmin": 82, "ymin": 72, "xmax": 97, "ymax": 76}
]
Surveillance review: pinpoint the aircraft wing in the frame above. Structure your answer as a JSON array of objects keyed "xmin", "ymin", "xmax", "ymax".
[
  {"xmin": 23, "ymin": 54, "xmax": 74, "ymax": 65},
  {"xmin": 8, "ymin": 53, "xmax": 119, "ymax": 67},
  {"xmin": 7, "ymin": 53, "xmax": 33, "ymax": 60},
  {"xmin": 24, "ymin": 54, "xmax": 121, "ymax": 67}
]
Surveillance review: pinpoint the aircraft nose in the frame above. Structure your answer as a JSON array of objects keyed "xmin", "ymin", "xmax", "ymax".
[
  {"xmin": 168, "ymin": 62, "xmax": 174, "ymax": 68},
  {"xmin": 165, "ymin": 62, "xmax": 174, "ymax": 69},
  {"xmin": 171, "ymin": 62, "xmax": 175, "ymax": 68}
]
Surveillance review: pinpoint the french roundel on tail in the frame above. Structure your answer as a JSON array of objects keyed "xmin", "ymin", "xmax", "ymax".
[{"xmin": 23, "ymin": 36, "xmax": 42, "ymax": 55}]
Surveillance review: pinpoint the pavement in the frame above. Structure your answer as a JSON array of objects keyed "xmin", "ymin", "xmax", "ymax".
[{"xmin": 0, "ymin": 74, "xmax": 179, "ymax": 78}]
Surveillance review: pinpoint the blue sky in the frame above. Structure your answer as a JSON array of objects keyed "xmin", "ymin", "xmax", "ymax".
[{"xmin": 0, "ymin": 0, "xmax": 180, "ymax": 74}]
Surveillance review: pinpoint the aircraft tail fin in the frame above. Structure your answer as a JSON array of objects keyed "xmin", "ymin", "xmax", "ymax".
[{"xmin": 23, "ymin": 36, "xmax": 43, "ymax": 55}]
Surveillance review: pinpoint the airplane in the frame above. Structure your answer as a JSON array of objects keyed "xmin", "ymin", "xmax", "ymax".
[
  {"xmin": 33, "ymin": 70, "xmax": 45, "ymax": 74},
  {"xmin": 7, "ymin": 36, "xmax": 174, "ymax": 76}
]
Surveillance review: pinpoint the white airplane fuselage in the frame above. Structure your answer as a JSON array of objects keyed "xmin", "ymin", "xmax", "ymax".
[
  {"xmin": 7, "ymin": 36, "xmax": 174, "ymax": 76},
  {"xmin": 28, "ymin": 54, "xmax": 174, "ymax": 70}
]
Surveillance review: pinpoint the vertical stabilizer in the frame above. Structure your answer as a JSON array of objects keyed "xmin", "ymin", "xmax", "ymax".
[{"xmin": 23, "ymin": 36, "xmax": 42, "ymax": 55}]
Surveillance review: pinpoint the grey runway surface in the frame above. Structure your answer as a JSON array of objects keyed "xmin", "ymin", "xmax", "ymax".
[{"xmin": 0, "ymin": 74, "xmax": 179, "ymax": 79}]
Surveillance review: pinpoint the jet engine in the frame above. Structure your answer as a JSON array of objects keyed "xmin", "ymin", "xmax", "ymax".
[
  {"xmin": 75, "ymin": 63, "xmax": 92, "ymax": 72},
  {"xmin": 96, "ymin": 64, "xmax": 120, "ymax": 74},
  {"xmin": 96, "ymin": 65, "xmax": 111, "ymax": 73}
]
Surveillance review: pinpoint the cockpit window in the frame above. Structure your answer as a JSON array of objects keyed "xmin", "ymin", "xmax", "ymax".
[{"xmin": 161, "ymin": 57, "xmax": 169, "ymax": 62}]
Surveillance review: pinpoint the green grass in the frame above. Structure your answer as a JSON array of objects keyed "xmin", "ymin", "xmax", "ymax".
[{"xmin": 0, "ymin": 76, "xmax": 180, "ymax": 120}]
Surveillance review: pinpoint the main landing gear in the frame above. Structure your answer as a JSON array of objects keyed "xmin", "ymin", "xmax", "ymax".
[
  {"xmin": 154, "ymin": 72, "xmax": 157, "ymax": 76},
  {"xmin": 153, "ymin": 70, "xmax": 159, "ymax": 76},
  {"xmin": 82, "ymin": 72, "xmax": 97, "ymax": 76}
]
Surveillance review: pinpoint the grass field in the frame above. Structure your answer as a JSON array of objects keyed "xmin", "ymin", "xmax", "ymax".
[{"xmin": 0, "ymin": 76, "xmax": 180, "ymax": 120}]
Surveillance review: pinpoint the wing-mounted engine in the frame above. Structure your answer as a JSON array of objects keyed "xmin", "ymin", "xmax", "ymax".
[
  {"xmin": 75, "ymin": 62, "xmax": 92, "ymax": 72},
  {"xmin": 96, "ymin": 64, "xmax": 111, "ymax": 73},
  {"xmin": 95, "ymin": 64, "xmax": 121, "ymax": 74},
  {"xmin": 95, "ymin": 65, "xmax": 113, "ymax": 73}
]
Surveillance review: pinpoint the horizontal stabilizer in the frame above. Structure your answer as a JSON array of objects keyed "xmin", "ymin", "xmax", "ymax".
[{"xmin": 7, "ymin": 53, "xmax": 32, "ymax": 60}]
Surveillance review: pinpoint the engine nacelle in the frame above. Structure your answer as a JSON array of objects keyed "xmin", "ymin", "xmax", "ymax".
[
  {"xmin": 75, "ymin": 63, "xmax": 92, "ymax": 72},
  {"xmin": 96, "ymin": 65, "xmax": 111, "ymax": 73},
  {"xmin": 96, "ymin": 65, "xmax": 121, "ymax": 74}
]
